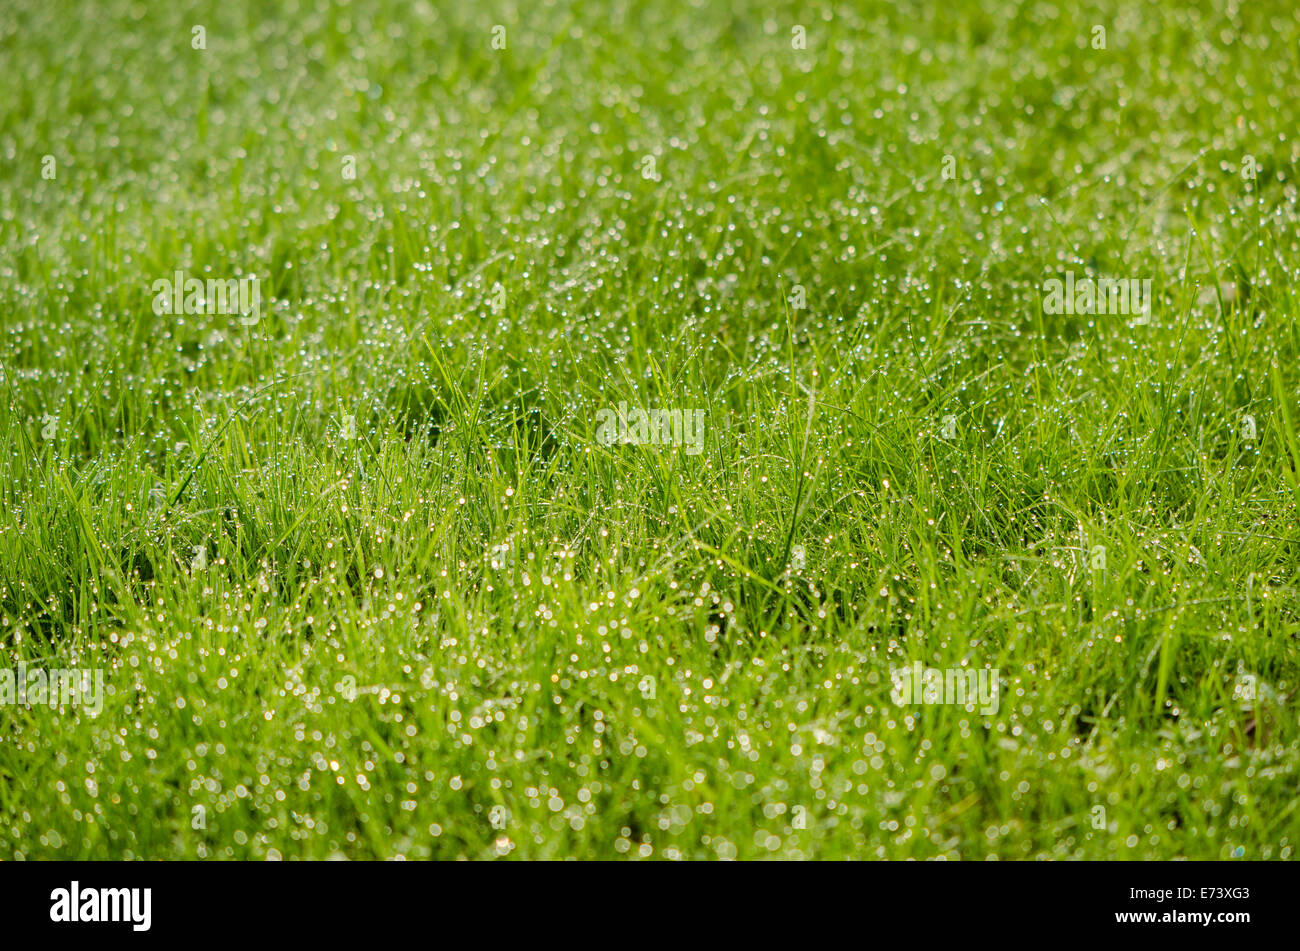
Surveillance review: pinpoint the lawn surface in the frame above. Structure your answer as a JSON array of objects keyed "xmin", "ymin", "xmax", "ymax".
[{"xmin": 2, "ymin": 0, "xmax": 1299, "ymax": 859}]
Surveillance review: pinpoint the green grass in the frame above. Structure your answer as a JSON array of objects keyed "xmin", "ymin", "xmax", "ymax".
[{"xmin": 1, "ymin": 0, "xmax": 1299, "ymax": 859}]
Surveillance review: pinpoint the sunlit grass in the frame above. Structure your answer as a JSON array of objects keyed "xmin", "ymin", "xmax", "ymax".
[{"xmin": 1, "ymin": 0, "xmax": 1299, "ymax": 859}]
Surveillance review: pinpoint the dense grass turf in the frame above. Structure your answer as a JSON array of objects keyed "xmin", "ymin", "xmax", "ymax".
[{"xmin": 2, "ymin": 0, "xmax": 1299, "ymax": 859}]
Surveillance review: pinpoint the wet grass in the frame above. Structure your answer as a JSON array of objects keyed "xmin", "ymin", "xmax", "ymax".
[{"xmin": 1, "ymin": 0, "xmax": 1299, "ymax": 859}]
